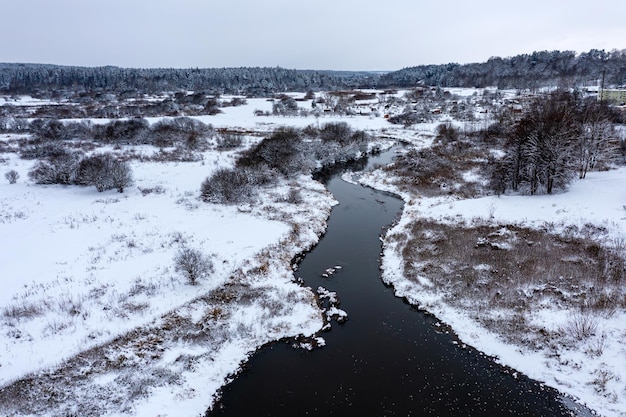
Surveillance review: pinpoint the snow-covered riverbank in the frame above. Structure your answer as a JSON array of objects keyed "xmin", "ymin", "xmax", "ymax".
[
  {"xmin": 360, "ymin": 162, "xmax": 626, "ymax": 417},
  {"xmin": 0, "ymin": 143, "xmax": 342, "ymax": 415}
]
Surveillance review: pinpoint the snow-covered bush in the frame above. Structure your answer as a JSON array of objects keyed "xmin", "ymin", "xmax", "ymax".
[
  {"xmin": 76, "ymin": 153, "xmax": 133, "ymax": 192},
  {"xmin": 272, "ymin": 95, "xmax": 299, "ymax": 116},
  {"xmin": 150, "ymin": 117, "xmax": 212, "ymax": 149},
  {"xmin": 20, "ymin": 141, "xmax": 70, "ymax": 160},
  {"xmin": 28, "ymin": 150, "xmax": 83, "ymax": 185},
  {"xmin": 216, "ymin": 133, "xmax": 243, "ymax": 150},
  {"xmin": 200, "ymin": 167, "xmax": 256, "ymax": 204},
  {"xmin": 92, "ymin": 118, "xmax": 150, "ymax": 144},
  {"xmin": 4, "ymin": 169, "xmax": 19, "ymax": 184},
  {"xmin": 173, "ymin": 246, "xmax": 214, "ymax": 285},
  {"xmin": 237, "ymin": 126, "xmax": 308, "ymax": 176}
]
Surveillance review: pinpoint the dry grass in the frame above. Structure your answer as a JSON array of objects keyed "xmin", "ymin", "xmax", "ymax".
[
  {"xmin": 386, "ymin": 135, "xmax": 489, "ymax": 199},
  {"xmin": 399, "ymin": 219, "xmax": 626, "ymax": 346},
  {"xmin": 0, "ymin": 281, "xmax": 281, "ymax": 416}
]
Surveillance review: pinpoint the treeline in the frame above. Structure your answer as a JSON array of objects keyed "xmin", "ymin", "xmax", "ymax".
[
  {"xmin": 489, "ymin": 91, "xmax": 623, "ymax": 195},
  {"xmin": 387, "ymin": 91, "xmax": 623, "ymax": 198},
  {"xmin": 0, "ymin": 64, "xmax": 377, "ymax": 96},
  {"xmin": 2, "ymin": 48, "xmax": 625, "ymax": 96},
  {"xmin": 379, "ymin": 49, "xmax": 626, "ymax": 90}
]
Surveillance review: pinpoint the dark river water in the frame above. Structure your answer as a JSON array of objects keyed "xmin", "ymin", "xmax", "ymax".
[{"xmin": 207, "ymin": 149, "xmax": 587, "ymax": 417}]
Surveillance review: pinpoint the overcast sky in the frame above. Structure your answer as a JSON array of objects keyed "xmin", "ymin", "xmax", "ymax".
[{"xmin": 2, "ymin": 0, "xmax": 625, "ymax": 70}]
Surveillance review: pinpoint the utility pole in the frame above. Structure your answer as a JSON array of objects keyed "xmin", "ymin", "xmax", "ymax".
[{"xmin": 600, "ymin": 70, "xmax": 606, "ymax": 102}]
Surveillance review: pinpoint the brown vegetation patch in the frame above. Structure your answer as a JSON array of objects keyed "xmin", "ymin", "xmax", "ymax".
[
  {"xmin": 0, "ymin": 281, "xmax": 280, "ymax": 416},
  {"xmin": 385, "ymin": 124, "xmax": 493, "ymax": 198},
  {"xmin": 401, "ymin": 220, "xmax": 626, "ymax": 345}
]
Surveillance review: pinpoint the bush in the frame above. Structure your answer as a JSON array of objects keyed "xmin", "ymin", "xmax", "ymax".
[
  {"xmin": 435, "ymin": 122, "xmax": 460, "ymax": 142},
  {"xmin": 388, "ymin": 111, "xmax": 423, "ymax": 126},
  {"xmin": 28, "ymin": 150, "xmax": 83, "ymax": 185},
  {"xmin": 174, "ymin": 246, "xmax": 213, "ymax": 285},
  {"xmin": 272, "ymin": 96, "xmax": 298, "ymax": 115},
  {"xmin": 150, "ymin": 117, "xmax": 211, "ymax": 149},
  {"xmin": 237, "ymin": 127, "xmax": 306, "ymax": 176},
  {"xmin": 93, "ymin": 118, "xmax": 149, "ymax": 144},
  {"xmin": 319, "ymin": 122, "xmax": 352, "ymax": 145},
  {"xmin": 200, "ymin": 168, "xmax": 256, "ymax": 204},
  {"xmin": 204, "ymin": 98, "xmax": 221, "ymax": 115},
  {"xmin": 76, "ymin": 153, "xmax": 133, "ymax": 192},
  {"xmin": 29, "ymin": 119, "xmax": 68, "ymax": 141},
  {"xmin": 20, "ymin": 141, "xmax": 69, "ymax": 160},
  {"xmin": 4, "ymin": 170, "xmax": 19, "ymax": 184},
  {"xmin": 216, "ymin": 133, "xmax": 243, "ymax": 150}
]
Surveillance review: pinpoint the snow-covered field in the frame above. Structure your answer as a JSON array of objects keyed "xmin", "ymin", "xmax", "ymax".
[
  {"xmin": 0, "ymin": 146, "xmax": 337, "ymax": 414},
  {"xmin": 1, "ymin": 89, "xmax": 625, "ymax": 416},
  {"xmin": 0, "ymin": 93, "xmax": 409, "ymax": 415}
]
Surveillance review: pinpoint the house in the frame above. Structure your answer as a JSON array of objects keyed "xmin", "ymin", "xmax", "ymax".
[{"xmin": 598, "ymin": 89, "xmax": 626, "ymax": 105}]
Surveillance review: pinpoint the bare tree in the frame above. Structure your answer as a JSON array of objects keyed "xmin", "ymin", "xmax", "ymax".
[
  {"xmin": 576, "ymin": 100, "xmax": 620, "ymax": 179},
  {"xmin": 500, "ymin": 91, "xmax": 578, "ymax": 195},
  {"xmin": 174, "ymin": 246, "xmax": 213, "ymax": 285},
  {"xmin": 109, "ymin": 159, "xmax": 134, "ymax": 193}
]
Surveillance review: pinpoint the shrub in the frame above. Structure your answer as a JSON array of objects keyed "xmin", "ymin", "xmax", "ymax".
[
  {"xmin": 76, "ymin": 153, "xmax": 133, "ymax": 192},
  {"xmin": 108, "ymin": 158, "xmax": 134, "ymax": 193},
  {"xmin": 5, "ymin": 170, "xmax": 19, "ymax": 184},
  {"xmin": 388, "ymin": 111, "xmax": 423, "ymax": 126},
  {"xmin": 565, "ymin": 313, "xmax": 599, "ymax": 340},
  {"xmin": 319, "ymin": 122, "xmax": 352, "ymax": 146},
  {"xmin": 204, "ymin": 98, "xmax": 221, "ymax": 115},
  {"xmin": 28, "ymin": 150, "xmax": 83, "ymax": 185},
  {"xmin": 200, "ymin": 167, "xmax": 256, "ymax": 204},
  {"xmin": 150, "ymin": 117, "xmax": 211, "ymax": 149},
  {"xmin": 272, "ymin": 96, "xmax": 298, "ymax": 115},
  {"xmin": 93, "ymin": 118, "xmax": 149, "ymax": 144},
  {"xmin": 20, "ymin": 141, "xmax": 69, "ymax": 160},
  {"xmin": 174, "ymin": 246, "xmax": 213, "ymax": 285},
  {"xmin": 29, "ymin": 118, "xmax": 68, "ymax": 141},
  {"xmin": 435, "ymin": 122, "xmax": 460, "ymax": 142},
  {"xmin": 237, "ymin": 127, "xmax": 306, "ymax": 176},
  {"xmin": 216, "ymin": 133, "xmax": 243, "ymax": 150}
]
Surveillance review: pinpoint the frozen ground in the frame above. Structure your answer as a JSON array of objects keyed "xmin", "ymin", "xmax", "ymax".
[{"xmin": 1, "ymin": 90, "xmax": 625, "ymax": 416}]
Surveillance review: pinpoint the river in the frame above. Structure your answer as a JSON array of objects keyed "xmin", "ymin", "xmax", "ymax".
[{"xmin": 206, "ymin": 149, "xmax": 584, "ymax": 416}]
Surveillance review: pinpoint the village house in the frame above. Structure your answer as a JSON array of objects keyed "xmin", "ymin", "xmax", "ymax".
[{"xmin": 598, "ymin": 88, "xmax": 626, "ymax": 104}]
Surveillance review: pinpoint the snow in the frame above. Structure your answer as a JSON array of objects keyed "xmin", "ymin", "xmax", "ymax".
[
  {"xmin": 0, "ymin": 152, "xmax": 333, "ymax": 414},
  {"xmin": 360, "ymin": 154, "xmax": 626, "ymax": 417},
  {"xmin": 0, "ymin": 92, "xmax": 418, "ymax": 415},
  {"xmin": 2, "ymin": 88, "xmax": 626, "ymax": 416}
]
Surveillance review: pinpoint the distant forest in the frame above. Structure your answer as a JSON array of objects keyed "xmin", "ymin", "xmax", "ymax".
[
  {"xmin": 1, "ymin": 49, "xmax": 625, "ymax": 95},
  {"xmin": 379, "ymin": 49, "xmax": 626, "ymax": 90},
  {"xmin": 0, "ymin": 66, "xmax": 378, "ymax": 96}
]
